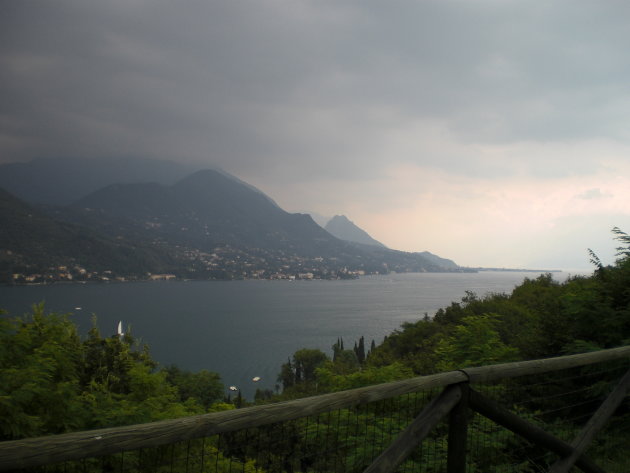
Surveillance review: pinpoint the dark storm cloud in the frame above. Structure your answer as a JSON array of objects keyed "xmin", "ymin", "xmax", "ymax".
[{"xmin": 2, "ymin": 0, "xmax": 630, "ymax": 181}]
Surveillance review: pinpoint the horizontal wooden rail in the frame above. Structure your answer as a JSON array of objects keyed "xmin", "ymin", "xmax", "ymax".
[
  {"xmin": 0, "ymin": 371, "xmax": 466, "ymax": 471},
  {"xmin": 463, "ymin": 345, "xmax": 630, "ymax": 383},
  {"xmin": 1, "ymin": 345, "xmax": 629, "ymax": 471}
]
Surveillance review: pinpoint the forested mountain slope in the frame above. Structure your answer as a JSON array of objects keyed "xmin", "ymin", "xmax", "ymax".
[{"xmin": 0, "ymin": 188, "xmax": 175, "ymax": 280}]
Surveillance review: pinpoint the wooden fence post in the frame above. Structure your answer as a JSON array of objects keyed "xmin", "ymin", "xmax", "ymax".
[{"xmin": 447, "ymin": 382, "xmax": 469, "ymax": 473}]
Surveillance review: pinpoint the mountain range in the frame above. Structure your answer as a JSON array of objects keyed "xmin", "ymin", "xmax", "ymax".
[{"xmin": 0, "ymin": 158, "xmax": 461, "ymax": 283}]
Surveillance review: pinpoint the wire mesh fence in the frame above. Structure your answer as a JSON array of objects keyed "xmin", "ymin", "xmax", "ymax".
[
  {"xmin": 466, "ymin": 356, "xmax": 630, "ymax": 473},
  {"xmin": 8, "ymin": 355, "xmax": 630, "ymax": 473}
]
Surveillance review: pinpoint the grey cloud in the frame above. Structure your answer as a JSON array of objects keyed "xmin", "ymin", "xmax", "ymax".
[{"xmin": 2, "ymin": 0, "xmax": 630, "ymax": 182}]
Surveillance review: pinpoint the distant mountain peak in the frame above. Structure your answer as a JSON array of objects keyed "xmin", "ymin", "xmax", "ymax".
[
  {"xmin": 325, "ymin": 215, "xmax": 387, "ymax": 248},
  {"xmin": 302, "ymin": 211, "xmax": 330, "ymax": 228}
]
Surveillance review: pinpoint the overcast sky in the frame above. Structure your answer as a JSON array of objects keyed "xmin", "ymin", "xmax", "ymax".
[{"xmin": 2, "ymin": 0, "xmax": 630, "ymax": 270}]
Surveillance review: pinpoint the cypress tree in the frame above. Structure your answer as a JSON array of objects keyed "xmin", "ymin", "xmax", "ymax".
[
  {"xmin": 357, "ymin": 336, "xmax": 366, "ymax": 364},
  {"xmin": 332, "ymin": 338, "xmax": 343, "ymax": 362}
]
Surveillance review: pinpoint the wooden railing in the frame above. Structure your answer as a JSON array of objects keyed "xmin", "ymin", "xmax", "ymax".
[{"xmin": 1, "ymin": 346, "xmax": 629, "ymax": 472}]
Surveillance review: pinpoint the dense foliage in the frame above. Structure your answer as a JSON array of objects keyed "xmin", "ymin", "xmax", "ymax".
[
  {"xmin": 0, "ymin": 305, "xmax": 226, "ymax": 441},
  {"xmin": 0, "ymin": 188, "xmax": 178, "ymax": 283}
]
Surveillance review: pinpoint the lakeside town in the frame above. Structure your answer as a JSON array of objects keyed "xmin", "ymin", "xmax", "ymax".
[{"xmin": 6, "ymin": 245, "xmax": 381, "ymax": 285}]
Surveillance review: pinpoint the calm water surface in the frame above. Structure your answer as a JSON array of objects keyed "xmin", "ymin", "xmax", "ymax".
[{"xmin": 0, "ymin": 271, "xmax": 585, "ymax": 398}]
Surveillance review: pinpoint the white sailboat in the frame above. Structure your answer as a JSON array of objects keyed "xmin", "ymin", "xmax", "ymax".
[{"xmin": 117, "ymin": 321, "xmax": 124, "ymax": 337}]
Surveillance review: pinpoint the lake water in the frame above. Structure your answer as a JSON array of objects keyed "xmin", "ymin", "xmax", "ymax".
[{"xmin": 0, "ymin": 271, "xmax": 586, "ymax": 399}]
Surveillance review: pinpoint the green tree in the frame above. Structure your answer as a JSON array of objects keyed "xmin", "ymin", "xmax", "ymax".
[
  {"xmin": 354, "ymin": 336, "xmax": 366, "ymax": 364},
  {"xmin": 278, "ymin": 357, "xmax": 295, "ymax": 390},
  {"xmin": 367, "ymin": 318, "xmax": 445, "ymax": 374},
  {"xmin": 277, "ymin": 349, "xmax": 329, "ymax": 395},
  {"xmin": 331, "ymin": 349, "xmax": 360, "ymax": 375},
  {"xmin": 0, "ymin": 305, "xmax": 222, "ymax": 439},
  {"xmin": 0, "ymin": 304, "xmax": 85, "ymax": 439},
  {"xmin": 316, "ymin": 362, "xmax": 413, "ymax": 392},
  {"xmin": 293, "ymin": 348, "xmax": 328, "ymax": 383},
  {"xmin": 435, "ymin": 313, "xmax": 520, "ymax": 371},
  {"xmin": 162, "ymin": 365, "xmax": 223, "ymax": 410}
]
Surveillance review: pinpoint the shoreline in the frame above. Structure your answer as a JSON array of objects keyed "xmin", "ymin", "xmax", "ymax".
[{"xmin": 0, "ymin": 267, "xmax": 574, "ymax": 287}]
